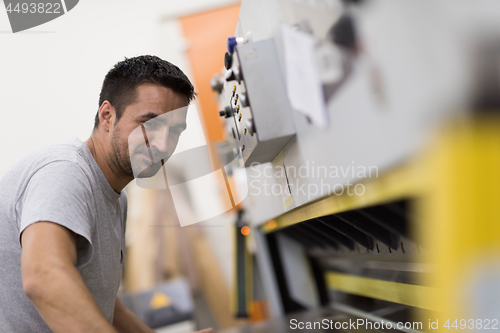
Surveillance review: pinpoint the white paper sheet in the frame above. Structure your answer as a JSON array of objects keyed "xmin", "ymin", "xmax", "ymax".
[{"xmin": 281, "ymin": 24, "xmax": 329, "ymax": 128}]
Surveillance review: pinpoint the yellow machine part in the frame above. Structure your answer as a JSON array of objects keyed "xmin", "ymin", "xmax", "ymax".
[
  {"xmin": 419, "ymin": 117, "xmax": 500, "ymax": 327},
  {"xmin": 326, "ymin": 272, "xmax": 437, "ymax": 311}
]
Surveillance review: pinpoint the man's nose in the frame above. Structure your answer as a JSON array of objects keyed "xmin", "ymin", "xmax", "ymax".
[{"xmin": 151, "ymin": 126, "xmax": 169, "ymax": 155}]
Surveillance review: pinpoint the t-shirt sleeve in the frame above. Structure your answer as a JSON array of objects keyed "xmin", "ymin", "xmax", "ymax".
[{"xmin": 19, "ymin": 161, "xmax": 95, "ymax": 267}]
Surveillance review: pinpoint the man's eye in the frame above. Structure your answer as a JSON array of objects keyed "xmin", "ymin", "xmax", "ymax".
[
  {"xmin": 145, "ymin": 120, "xmax": 161, "ymax": 130},
  {"xmin": 171, "ymin": 128, "xmax": 182, "ymax": 136}
]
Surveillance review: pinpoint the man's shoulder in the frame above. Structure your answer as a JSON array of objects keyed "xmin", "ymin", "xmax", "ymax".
[
  {"xmin": 33, "ymin": 140, "xmax": 97, "ymax": 186},
  {"xmin": 29, "ymin": 138, "xmax": 86, "ymax": 164},
  {"xmin": 1, "ymin": 139, "xmax": 92, "ymax": 189},
  {"xmin": 24, "ymin": 139, "xmax": 91, "ymax": 172}
]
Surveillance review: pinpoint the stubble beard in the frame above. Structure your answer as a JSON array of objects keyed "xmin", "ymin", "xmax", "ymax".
[
  {"xmin": 108, "ymin": 123, "xmax": 168, "ymax": 180},
  {"xmin": 109, "ymin": 126, "xmax": 134, "ymax": 179}
]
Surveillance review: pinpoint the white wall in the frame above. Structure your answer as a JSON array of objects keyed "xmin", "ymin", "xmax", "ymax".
[{"xmin": 0, "ymin": 0, "xmax": 238, "ymax": 177}]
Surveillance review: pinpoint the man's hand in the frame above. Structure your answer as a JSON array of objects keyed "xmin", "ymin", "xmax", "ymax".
[{"xmin": 21, "ymin": 221, "xmax": 116, "ymax": 333}]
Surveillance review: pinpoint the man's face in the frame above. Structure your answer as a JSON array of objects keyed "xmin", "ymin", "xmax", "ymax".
[{"xmin": 108, "ymin": 83, "xmax": 188, "ymax": 179}]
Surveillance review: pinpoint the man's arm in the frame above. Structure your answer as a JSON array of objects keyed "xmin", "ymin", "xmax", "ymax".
[{"xmin": 21, "ymin": 221, "xmax": 116, "ymax": 333}]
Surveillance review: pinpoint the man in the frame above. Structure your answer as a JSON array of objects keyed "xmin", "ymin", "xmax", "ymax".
[{"xmin": 0, "ymin": 55, "xmax": 215, "ymax": 333}]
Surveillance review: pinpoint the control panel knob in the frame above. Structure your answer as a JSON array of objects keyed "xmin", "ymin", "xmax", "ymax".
[
  {"xmin": 224, "ymin": 52, "xmax": 233, "ymax": 70},
  {"xmin": 210, "ymin": 74, "xmax": 224, "ymax": 94},
  {"xmin": 245, "ymin": 118, "xmax": 255, "ymax": 136},
  {"xmin": 240, "ymin": 92, "xmax": 250, "ymax": 107},
  {"xmin": 224, "ymin": 67, "xmax": 243, "ymax": 83},
  {"xmin": 227, "ymin": 36, "xmax": 238, "ymax": 54},
  {"xmin": 227, "ymin": 36, "xmax": 247, "ymax": 54},
  {"xmin": 235, "ymin": 68, "xmax": 243, "ymax": 83},
  {"xmin": 219, "ymin": 106, "xmax": 233, "ymax": 118},
  {"xmin": 225, "ymin": 68, "xmax": 236, "ymax": 82}
]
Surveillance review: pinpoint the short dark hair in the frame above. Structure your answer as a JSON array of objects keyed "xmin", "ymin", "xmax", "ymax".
[{"xmin": 94, "ymin": 55, "xmax": 195, "ymax": 129}]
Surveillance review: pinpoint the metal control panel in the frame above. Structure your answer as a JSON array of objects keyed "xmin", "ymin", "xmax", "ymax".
[
  {"xmin": 222, "ymin": 38, "xmax": 295, "ymax": 167},
  {"xmin": 214, "ymin": 0, "xmax": 500, "ymax": 327}
]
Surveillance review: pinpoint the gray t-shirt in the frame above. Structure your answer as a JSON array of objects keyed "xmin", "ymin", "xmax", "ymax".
[{"xmin": 0, "ymin": 138, "xmax": 127, "ymax": 332}]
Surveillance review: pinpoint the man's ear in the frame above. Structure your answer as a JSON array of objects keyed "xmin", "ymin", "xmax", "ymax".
[{"xmin": 97, "ymin": 101, "xmax": 115, "ymax": 132}]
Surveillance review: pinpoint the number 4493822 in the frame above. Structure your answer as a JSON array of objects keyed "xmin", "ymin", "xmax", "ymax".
[
  {"xmin": 444, "ymin": 319, "xmax": 498, "ymax": 330},
  {"xmin": 5, "ymin": 3, "xmax": 61, "ymax": 14}
]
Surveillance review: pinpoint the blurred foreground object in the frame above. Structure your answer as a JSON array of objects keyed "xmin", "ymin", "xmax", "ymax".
[
  {"xmin": 120, "ymin": 279, "xmax": 195, "ymax": 332},
  {"xmin": 210, "ymin": 0, "xmax": 500, "ymax": 332}
]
